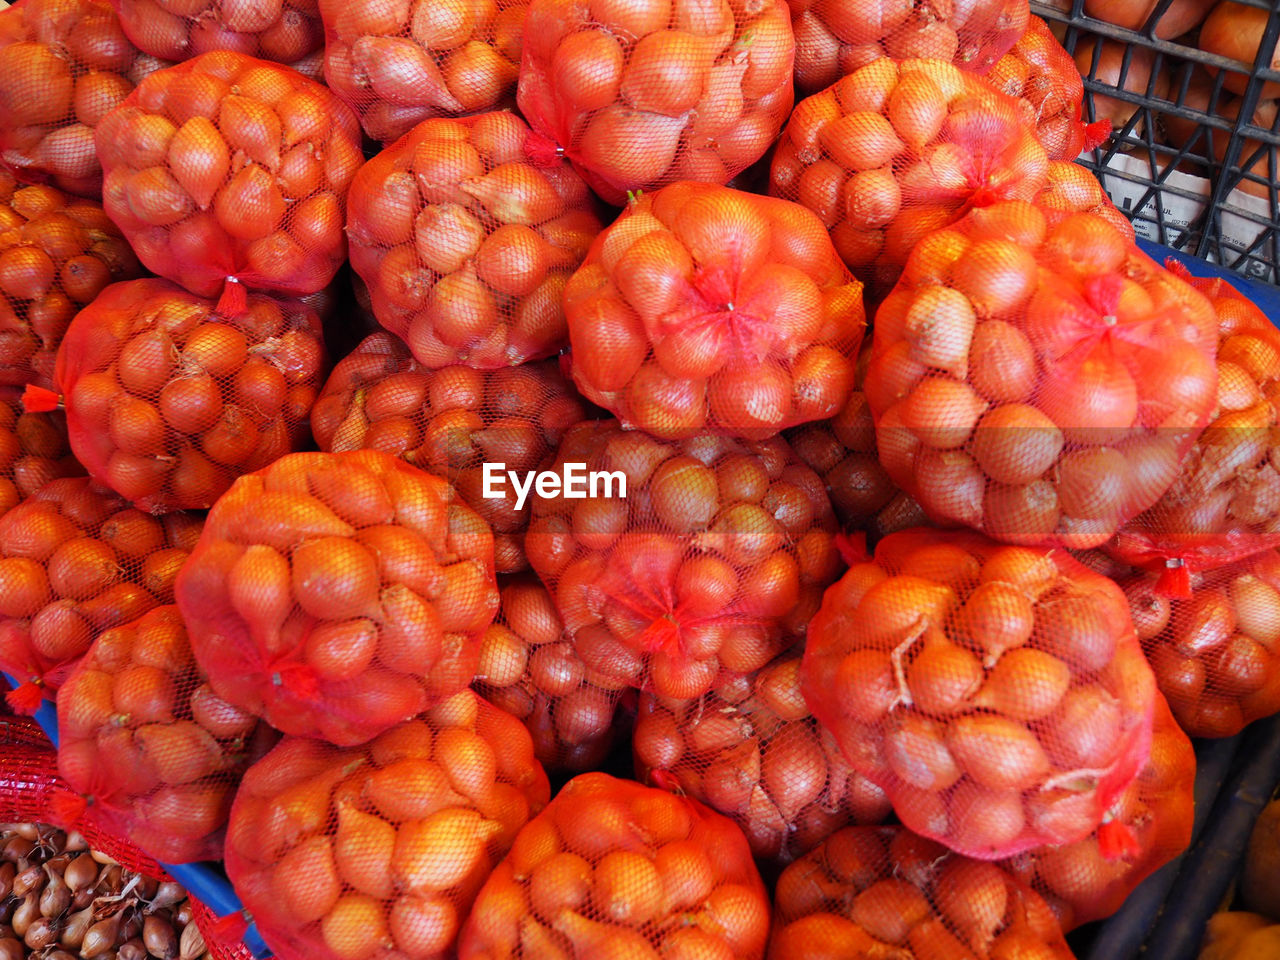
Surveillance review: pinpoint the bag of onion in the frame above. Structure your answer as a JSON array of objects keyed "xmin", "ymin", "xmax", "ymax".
[
  {"xmin": 48, "ymin": 277, "xmax": 327, "ymax": 513},
  {"xmin": 225, "ymin": 690, "xmax": 550, "ymax": 960},
  {"xmin": 109, "ymin": 0, "xmax": 324, "ymax": 68},
  {"xmin": 864, "ymin": 200, "xmax": 1219, "ymax": 551},
  {"xmin": 174, "ymin": 449, "xmax": 499, "ymax": 746},
  {"xmin": 802, "ymin": 528, "xmax": 1159, "ymax": 859},
  {"xmin": 0, "ymin": 387, "xmax": 83, "ymax": 516},
  {"xmin": 56, "ymin": 605, "xmax": 279, "ymax": 864}
]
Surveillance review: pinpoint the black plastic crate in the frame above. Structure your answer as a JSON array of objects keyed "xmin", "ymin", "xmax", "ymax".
[{"xmin": 1033, "ymin": 0, "xmax": 1280, "ymax": 285}]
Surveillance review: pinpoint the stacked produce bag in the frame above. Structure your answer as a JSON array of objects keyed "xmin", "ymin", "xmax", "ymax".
[{"xmin": 0, "ymin": 0, "xmax": 1275, "ymax": 956}]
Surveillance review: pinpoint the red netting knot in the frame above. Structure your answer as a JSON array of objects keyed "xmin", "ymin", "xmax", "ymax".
[
  {"xmin": 1097, "ymin": 816, "xmax": 1141, "ymax": 861},
  {"xmin": 1083, "ymin": 119, "xmax": 1112, "ymax": 152},
  {"xmin": 49, "ymin": 791, "xmax": 89, "ymax": 828},
  {"xmin": 5, "ymin": 680, "xmax": 43, "ymax": 715},
  {"xmin": 22, "ymin": 384, "xmax": 60, "ymax": 412},
  {"xmin": 215, "ymin": 277, "xmax": 248, "ymax": 318},
  {"xmin": 638, "ymin": 615, "xmax": 681, "ymax": 654},
  {"xmin": 272, "ymin": 664, "xmax": 321, "ymax": 702},
  {"xmin": 1155, "ymin": 557, "xmax": 1192, "ymax": 599},
  {"xmin": 523, "ymin": 131, "xmax": 564, "ymax": 168}
]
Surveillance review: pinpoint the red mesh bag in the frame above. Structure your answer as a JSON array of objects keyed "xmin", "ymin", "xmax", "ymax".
[
  {"xmin": 787, "ymin": 339, "xmax": 927, "ymax": 536},
  {"xmin": 0, "ymin": 387, "xmax": 84, "ymax": 515},
  {"xmin": 319, "ymin": 0, "xmax": 525, "ymax": 144},
  {"xmin": 1107, "ymin": 264, "xmax": 1280, "ymax": 593},
  {"xmin": 0, "ymin": 0, "xmax": 152, "ymax": 197},
  {"xmin": 516, "ymin": 0, "xmax": 796, "ymax": 205},
  {"xmin": 790, "ymin": 0, "xmax": 1029, "ymax": 95},
  {"xmin": 457, "ymin": 771, "xmax": 770, "ymax": 959},
  {"xmin": 0, "ymin": 176, "xmax": 142, "ymax": 389},
  {"xmin": 54, "ymin": 604, "xmax": 280, "ymax": 863},
  {"xmin": 94, "ymin": 51, "xmax": 363, "ymax": 300},
  {"xmin": 634, "ymin": 646, "xmax": 892, "ymax": 866},
  {"xmin": 769, "ymin": 58, "xmax": 1051, "ymax": 300},
  {"xmin": 864, "ymin": 201, "xmax": 1219, "ymax": 551},
  {"xmin": 474, "ymin": 576, "xmax": 627, "ymax": 773},
  {"xmin": 769, "ymin": 825, "xmax": 1074, "ymax": 959},
  {"xmin": 563, "ymin": 182, "xmax": 865, "ymax": 440},
  {"xmin": 224, "ymin": 689, "xmax": 551, "ymax": 960},
  {"xmin": 988, "ymin": 15, "xmax": 1109, "ymax": 161},
  {"xmin": 110, "ymin": 0, "xmax": 324, "ymax": 66},
  {"xmin": 174, "ymin": 448, "xmax": 500, "ymax": 746},
  {"xmin": 526, "ymin": 420, "xmax": 843, "ymax": 701},
  {"xmin": 0, "ymin": 476, "xmax": 202, "ymax": 712},
  {"xmin": 998, "ymin": 692, "xmax": 1195, "ymax": 931},
  {"xmin": 47, "ymin": 277, "xmax": 327, "ymax": 513},
  {"xmin": 802, "ymin": 527, "xmax": 1159, "ymax": 859},
  {"xmin": 1034, "ymin": 159, "xmax": 1136, "ymax": 241},
  {"xmin": 1119, "ymin": 548, "xmax": 1280, "ymax": 738},
  {"xmin": 346, "ymin": 113, "xmax": 603, "ymax": 370},
  {"xmin": 309, "ymin": 331, "xmax": 590, "ymax": 574}
]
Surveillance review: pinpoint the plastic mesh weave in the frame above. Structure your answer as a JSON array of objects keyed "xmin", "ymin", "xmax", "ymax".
[
  {"xmin": 109, "ymin": 0, "xmax": 324, "ymax": 66},
  {"xmin": 0, "ymin": 386, "xmax": 84, "ymax": 516}
]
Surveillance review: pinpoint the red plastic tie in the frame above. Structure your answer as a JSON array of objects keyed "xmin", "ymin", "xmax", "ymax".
[
  {"xmin": 1154, "ymin": 558, "xmax": 1192, "ymax": 599},
  {"xmin": 835, "ymin": 530, "xmax": 870, "ymax": 566},
  {"xmin": 215, "ymin": 276, "xmax": 248, "ymax": 318},
  {"xmin": 1083, "ymin": 118, "xmax": 1112, "ymax": 152},
  {"xmin": 522, "ymin": 131, "xmax": 564, "ymax": 168},
  {"xmin": 557, "ymin": 350, "xmax": 574, "ymax": 382},
  {"xmin": 637, "ymin": 615, "xmax": 680, "ymax": 654},
  {"xmin": 5, "ymin": 680, "xmax": 43, "ymax": 715},
  {"xmin": 1163, "ymin": 258, "xmax": 1192, "ymax": 282},
  {"xmin": 208, "ymin": 910, "xmax": 250, "ymax": 943},
  {"xmin": 49, "ymin": 791, "xmax": 88, "ymax": 828},
  {"xmin": 273, "ymin": 663, "xmax": 321, "ymax": 702},
  {"xmin": 22, "ymin": 384, "xmax": 60, "ymax": 412},
  {"xmin": 1097, "ymin": 817, "xmax": 1141, "ymax": 861}
]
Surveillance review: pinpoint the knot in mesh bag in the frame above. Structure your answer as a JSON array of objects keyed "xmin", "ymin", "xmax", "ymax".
[
  {"xmin": 634, "ymin": 645, "xmax": 892, "ymax": 866},
  {"xmin": 346, "ymin": 113, "xmax": 604, "ymax": 371},
  {"xmin": 790, "ymin": 0, "xmax": 1029, "ymax": 95},
  {"xmin": 457, "ymin": 771, "xmax": 770, "ymax": 959},
  {"xmin": 224, "ymin": 689, "xmax": 550, "ymax": 960},
  {"xmin": 516, "ymin": 0, "xmax": 796, "ymax": 205},
  {"xmin": 801, "ymin": 527, "xmax": 1159, "ymax": 860},
  {"xmin": 1119, "ymin": 547, "xmax": 1280, "ymax": 739},
  {"xmin": 0, "ymin": 476, "xmax": 202, "ymax": 712},
  {"xmin": 864, "ymin": 201, "xmax": 1220, "ymax": 551},
  {"xmin": 95, "ymin": 51, "xmax": 363, "ymax": 299},
  {"xmin": 770, "ymin": 825, "xmax": 1074, "ymax": 958},
  {"xmin": 997, "ymin": 691, "xmax": 1195, "ymax": 932},
  {"xmin": 56, "ymin": 604, "xmax": 280, "ymax": 863},
  {"xmin": 0, "ymin": 176, "xmax": 142, "ymax": 389},
  {"xmin": 54, "ymin": 276, "xmax": 328, "ymax": 513},
  {"xmin": 174, "ymin": 448, "xmax": 500, "ymax": 746},
  {"xmin": 525, "ymin": 420, "xmax": 842, "ymax": 702},
  {"xmin": 474, "ymin": 576, "xmax": 627, "ymax": 773},
  {"xmin": 110, "ymin": 0, "xmax": 324, "ymax": 67},
  {"xmin": 310, "ymin": 331, "xmax": 590, "ymax": 574},
  {"xmin": 564, "ymin": 182, "xmax": 865, "ymax": 440},
  {"xmin": 769, "ymin": 58, "xmax": 1051, "ymax": 300},
  {"xmin": 0, "ymin": 0, "xmax": 168, "ymax": 198},
  {"xmin": 1106, "ymin": 264, "xmax": 1280, "ymax": 583},
  {"xmin": 319, "ymin": 0, "xmax": 525, "ymax": 144},
  {"xmin": 0, "ymin": 386, "xmax": 84, "ymax": 516}
]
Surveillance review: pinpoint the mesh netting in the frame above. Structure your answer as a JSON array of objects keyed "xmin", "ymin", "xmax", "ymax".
[
  {"xmin": 998, "ymin": 691, "xmax": 1195, "ymax": 932},
  {"xmin": 0, "ymin": 386, "xmax": 84, "ymax": 516},
  {"xmin": 56, "ymin": 604, "xmax": 280, "ymax": 864},
  {"xmin": 1034, "ymin": 158, "xmax": 1137, "ymax": 242},
  {"xmin": 0, "ymin": 476, "xmax": 202, "ymax": 711},
  {"xmin": 224, "ymin": 689, "xmax": 550, "ymax": 960},
  {"xmin": 770, "ymin": 825, "xmax": 1074, "ymax": 958},
  {"xmin": 634, "ymin": 645, "xmax": 892, "ymax": 867},
  {"xmin": 474, "ymin": 576, "xmax": 627, "ymax": 773},
  {"xmin": 309, "ymin": 331, "xmax": 591, "ymax": 574},
  {"xmin": 769, "ymin": 58, "xmax": 1051, "ymax": 301},
  {"xmin": 864, "ymin": 200, "xmax": 1219, "ymax": 551},
  {"xmin": 1118, "ymin": 547, "xmax": 1280, "ymax": 739},
  {"xmin": 319, "ymin": 0, "xmax": 524, "ymax": 144},
  {"xmin": 95, "ymin": 50, "xmax": 363, "ymax": 299},
  {"xmin": 346, "ymin": 112, "xmax": 603, "ymax": 370},
  {"xmin": 110, "ymin": 0, "xmax": 324, "ymax": 66},
  {"xmin": 0, "ymin": 0, "xmax": 166, "ymax": 197},
  {"xmin": 563, "ymin": 182, "xmax": 865, "ymax": 440},
  {"xmin": 802, "ymin": 527, "xmax": 1158, "ymax": 860},
  {"xmin": 51, "ymin": 276, "xmax": 327, "ymax": 513},
  {"xmin": 516, "ymin": 0, "xmax": 796, "ymax": 205},
  {"xmin": 1106, "ymin": 263, "xmax": 1280, "ymax": 589},
  {"xmin": 789, "ymin": 0, "xmax": 1030, "ymax": 95},
  {"xmin": 174, "ymin": 448, "xmax": 500, "ymax": 746},
  {"xmin": 525, "ymin": 420, "xmax": 843, "ymax": 702},
  {"xmin": 0, "ymin": 174, "xmax": 142, "ymax": 389},
  {"xmin": 457, "ymin": 771, "xmax": 770, "ymax": 958},
  {"xmin": 987, "ymin": 14, "xmax": 1108, "ymax": 162}
]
